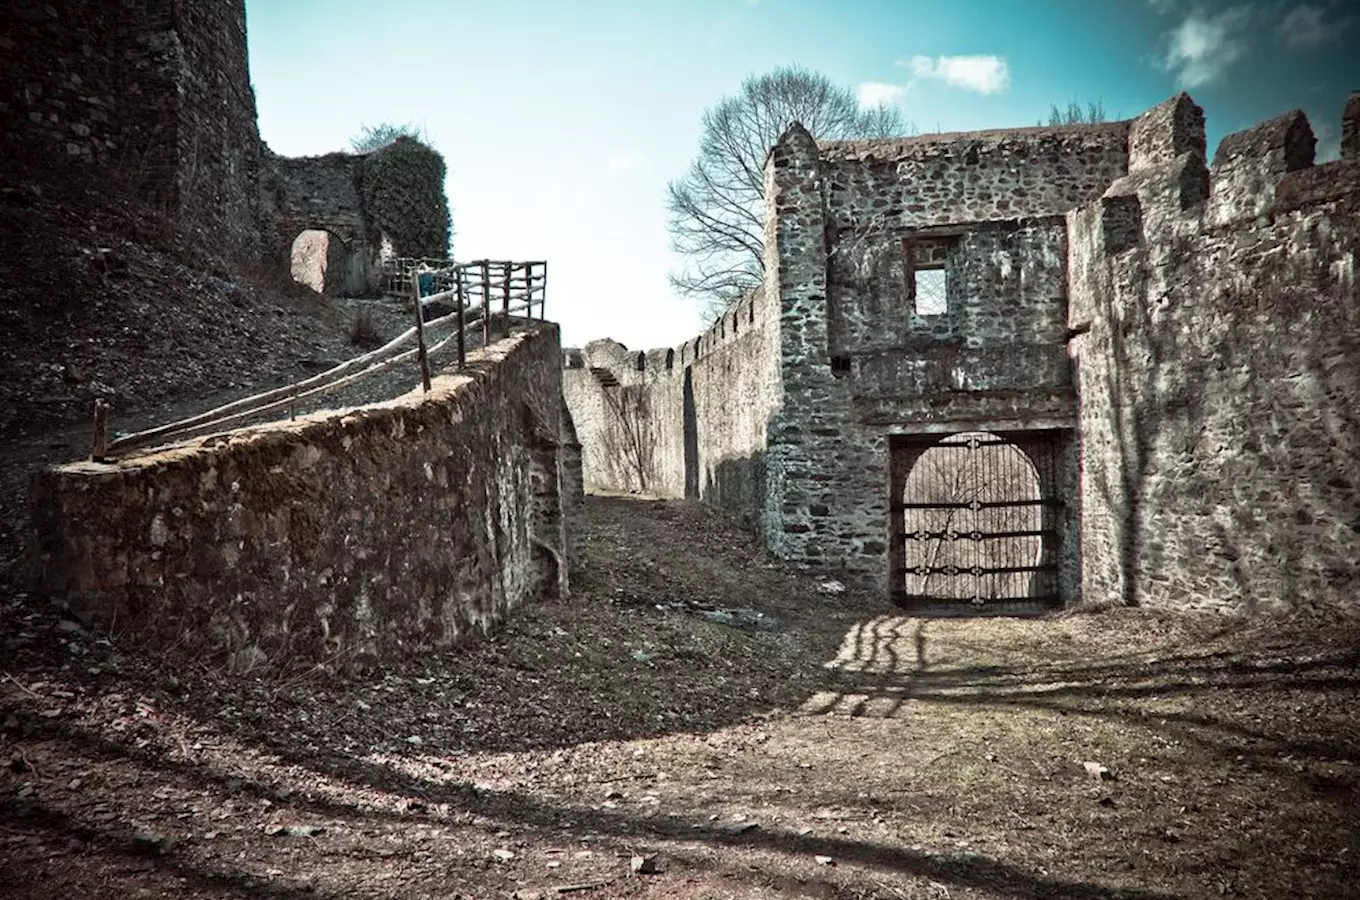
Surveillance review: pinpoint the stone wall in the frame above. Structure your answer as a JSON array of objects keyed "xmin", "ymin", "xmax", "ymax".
[
  {"xmin": 28, "ymin": 328, "xmax": 572, "ymax": 672},
  {"xmin": 1068, "ymin": 93, "xmax": 1360, "ymax": 614},
  {"xmin": 1, "ymin": 0, "xmax": 449, "ymax": 286},
  {"xmin": 261, "ymin": 150, "xmax": 375, "ymax": 295},
  {"xmin": 173, "ymin": 0, "xmax": 263, "ymax": 256},
  {"xmin": 0, "ymin": 0, "xmax": 262, "ymax": 255},
  {"xmin": 757, "ymin": 121, "xmax": 1126, "ymax": 590},
  {"xmin": 562, "ymin": 284, "xmax": 782, "ymax": 529}
]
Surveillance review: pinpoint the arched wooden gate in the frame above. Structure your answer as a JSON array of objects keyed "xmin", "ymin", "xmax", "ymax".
[{"xmin": 888, "ymin": 430, "xmax": 1065, "ymax": 615}]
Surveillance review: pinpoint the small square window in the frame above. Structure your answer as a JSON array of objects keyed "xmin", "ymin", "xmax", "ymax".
[
  {"xmin": 830, "ymin": 355, "xmax": 852, "ymax": 377},
  {"xmin": 914, "ymin": 268, "xmax": 948, "ymax": 316}
]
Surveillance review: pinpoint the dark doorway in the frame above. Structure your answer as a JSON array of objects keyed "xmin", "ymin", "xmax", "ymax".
[{"xmin": 290, "ymin": 228, "xmax": 352, "ymax": 295}]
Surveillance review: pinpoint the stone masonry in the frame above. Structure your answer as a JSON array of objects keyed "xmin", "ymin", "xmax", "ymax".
[
  {"xmin": 567, "ymin": 90, "xmax": 1360, "ymax": 614},
  {"xmin": 1069, "ymin": 93, "xmax": 1360, "ymax": 613},
  {"xmin": 29, "ymin": 328, "xmax": 572, "ymax": 672},
  {"xmin": 0, "ymin": 0, "xmax": 448, "ymax": 289}
]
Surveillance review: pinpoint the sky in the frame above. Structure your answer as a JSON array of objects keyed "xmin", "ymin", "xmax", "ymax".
[{"xmin": 245, "ymin": 0, "xmax": 1357, "ymax": 350}]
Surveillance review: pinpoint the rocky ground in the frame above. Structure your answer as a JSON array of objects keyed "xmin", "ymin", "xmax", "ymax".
[
  {"xmin": 0, "ymin": 158, "xmax": 493, "ymax": 577},
  {"xmin": 2, "ymin": 496, "xmax": 1358, "ymax": 899}
]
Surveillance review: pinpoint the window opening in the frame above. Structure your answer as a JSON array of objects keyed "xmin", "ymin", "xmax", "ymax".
[{"xmin": 914, "ymin": 268, "xmax": 948, "ymax": 316}]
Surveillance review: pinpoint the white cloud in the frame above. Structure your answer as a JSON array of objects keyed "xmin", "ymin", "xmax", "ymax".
[
  {"xmin": 605, "ymin": 150, "xmax": 644, "ymax": 173},
  {"xmin": 1161, "ymin": 6, "xmax": 1253, "ymax": 88},
  {"xmin": 1277, "ymin": 3, "xmax": 1349, "ymax": 48},
  {"xmin": 901, "ymin": 54, "xmax": 1010, "ymax": 94},
  {"xmin": 856, "ymin": 81, "xmax": 907, "ymax": 109}
]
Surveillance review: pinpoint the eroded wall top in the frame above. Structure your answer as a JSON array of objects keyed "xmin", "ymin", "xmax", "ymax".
[{"xmin": 818, "ymin": 121, "xmax": 1131, "ymax": 232}]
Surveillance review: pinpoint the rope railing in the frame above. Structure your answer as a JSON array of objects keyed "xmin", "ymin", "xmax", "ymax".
[{"xmin": 95, "ymin": 259, "xmax": 549, "ymax": 460}]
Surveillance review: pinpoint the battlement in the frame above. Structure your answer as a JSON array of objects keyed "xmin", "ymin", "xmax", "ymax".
[
  {"xmin": 1128, "ymin": 93, "xmax": 1206, "ymax": 173},
  {"xmin": 563, "ymin": 284, "xmax": 774, "ymax": 379},
  {"xmin": 1084, "ymin": 91, "xmax": 1359, "ymax": 245}
]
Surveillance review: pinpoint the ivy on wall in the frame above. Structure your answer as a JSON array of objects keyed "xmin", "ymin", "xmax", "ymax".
[{"xmin": 359, "ymin": 137, "xmax": 452, "ymax": 259}]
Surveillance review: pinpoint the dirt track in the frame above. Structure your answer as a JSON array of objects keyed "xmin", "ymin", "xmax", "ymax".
[{"xmin": 2, "ymin": 496, "xmax": 1358, "ymax": 899}]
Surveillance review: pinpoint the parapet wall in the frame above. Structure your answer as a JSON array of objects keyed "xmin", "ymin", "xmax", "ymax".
[
  {"xmin": 28, "ymin": 327, "xmax": 571, "ymax": 672},
  {"xmin": 1069, "ymin": 92, "xmax": 1360, "ymax": 613},
  {"xmin": 563, "ymin": 283, "xmax": 782, "ymax": 528}
]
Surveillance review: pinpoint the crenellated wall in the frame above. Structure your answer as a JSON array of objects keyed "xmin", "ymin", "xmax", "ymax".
[
  {"xmin": 562, "ymin": 283, "xmax": 782, "ymax": 530},
  {"xmin": 571, "ymin": 90, "xmax": 1360, "ymax": 615},
  {"xmin": 1069, "ymin": 92, "xmax": 1360, "ymax": 613}
]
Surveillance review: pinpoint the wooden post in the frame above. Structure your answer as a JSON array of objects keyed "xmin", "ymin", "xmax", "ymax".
[
  {"xmin": 91, "ymin": 399, "xmax": 110, "ymax": 461},
  {"xmin": 411, "ymin": 274, "xmax": 433, "ymax": 393},
  {"xmin": 480, "ymin": 259, "xmax": 492, "ymax": 345},
  {"xmin": 502, "ymin": 261, "xmax": 511, "ymax": 329},
  {"xmin": 539, "ymin": 262, "xmax": 547, "ymax": 319},
  {"xmin": 455, "ymin": 265, "xmax": 467, "ymax": 367}
]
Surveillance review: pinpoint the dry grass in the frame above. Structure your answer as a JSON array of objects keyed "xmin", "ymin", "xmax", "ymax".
[
  {"xmin": 1, "ymin": 496, "xmax": 1357, "ymax": 899},
  {"xmin": 348, "ymin": 307, "xmax": 382, "ymax": 349}
]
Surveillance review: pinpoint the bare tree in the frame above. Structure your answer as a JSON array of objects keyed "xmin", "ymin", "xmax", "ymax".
[
  {"xmin": 1042, "ymin": 100, "xmax": 1108, "ymax": 126},
  {"xmin": 350, "ymin": 122, "xmax": 428, "ymax": 154},
  {"xmin": 668, "ymin": 66, "xmax": 910, "ymax": 313},
  {"xmin": 599, "ymin": 385, "xmax": 656, "ymax": 493}
]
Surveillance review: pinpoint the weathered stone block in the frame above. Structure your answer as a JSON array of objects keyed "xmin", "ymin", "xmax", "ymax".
[{"xmin": 30, "ymin": 328, "xmax": 571, "ymax": 673}]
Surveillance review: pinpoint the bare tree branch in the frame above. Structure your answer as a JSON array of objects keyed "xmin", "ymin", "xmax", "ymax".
[{"xmin": 668, "ymin": 65, "xmax": 912, "ymax": 308}]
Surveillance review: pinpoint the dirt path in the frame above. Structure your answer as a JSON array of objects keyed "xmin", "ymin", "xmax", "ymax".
[{"xmin": 2, "ymin": 497, "xmax": 1358, "ymax": 899}]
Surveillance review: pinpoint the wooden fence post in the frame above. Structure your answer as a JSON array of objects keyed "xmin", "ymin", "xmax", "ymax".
[
  {"xmin": 502, "ymin": 261, "xmax": 511, "ymax": 329},
  {"xmin": 91, "ymin": 399, "xmax": 110, "ymax": 461},
  {"xmin": 480, "ymin": 260, "xmax": 492, "ymax": 345},
  {"xmin": 455, "ymin": 265, "xmax": 467, "ymax": 368},
  {"xmin": 411, "ymin": 273, "xmax": 433, "ymax": 393}
]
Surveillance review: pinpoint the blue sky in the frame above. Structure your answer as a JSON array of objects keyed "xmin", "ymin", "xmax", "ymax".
[{"xmin": 245, "ymin": 0, "xmax": 1357, "ymax": 349}]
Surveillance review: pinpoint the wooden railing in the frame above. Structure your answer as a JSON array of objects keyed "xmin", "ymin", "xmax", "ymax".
[
  {"xmin": 95, "ymin": 260, "xmax": 548, "ymax": 459},
  {"xmin": 380, "ymin": 256, "xmax": 455, "ymax": 298}
]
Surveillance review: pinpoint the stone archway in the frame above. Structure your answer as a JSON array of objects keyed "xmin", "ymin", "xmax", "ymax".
[
  {"xmin": 287, "ymin": 227, "xmax": 371, "ymax": 296},
  {"xmin": 289, "ymin": 229, "xmax": 339, "ymax": 294}
]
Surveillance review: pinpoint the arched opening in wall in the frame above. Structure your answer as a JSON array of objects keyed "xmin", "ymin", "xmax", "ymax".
[
  {"xmin": 290, "ymin": 229, "xmax": 353, "ymax": 295},
  {"xmin": 636, "ymin": 351, "xmax": 647, "ymax": 372},
  {"xmin": 665, "ymin": 349, "xmax": 675, "ymax": 371},
  {"xmin": 892, "ymin": 431, "xmax": 1060, "ymax": 615}
]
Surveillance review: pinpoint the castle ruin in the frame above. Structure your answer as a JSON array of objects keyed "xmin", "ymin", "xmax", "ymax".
[
  {"xmin": 1, "ymin": 0, "xmax": 449, "ymax": 294},
  {"xmin": 565, "ymin": 92, "xmax": 1360, "ymax": 616}
]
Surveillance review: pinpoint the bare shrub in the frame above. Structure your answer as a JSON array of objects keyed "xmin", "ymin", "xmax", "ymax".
[{"xmin": 349, "ymin": 308, "xmax": 381, "ymax": 348}]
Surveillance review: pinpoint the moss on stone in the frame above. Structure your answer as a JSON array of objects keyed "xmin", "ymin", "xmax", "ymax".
[{"xmin": 360, "ymin": 137, "xmax": 451, "ymax": 258}]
